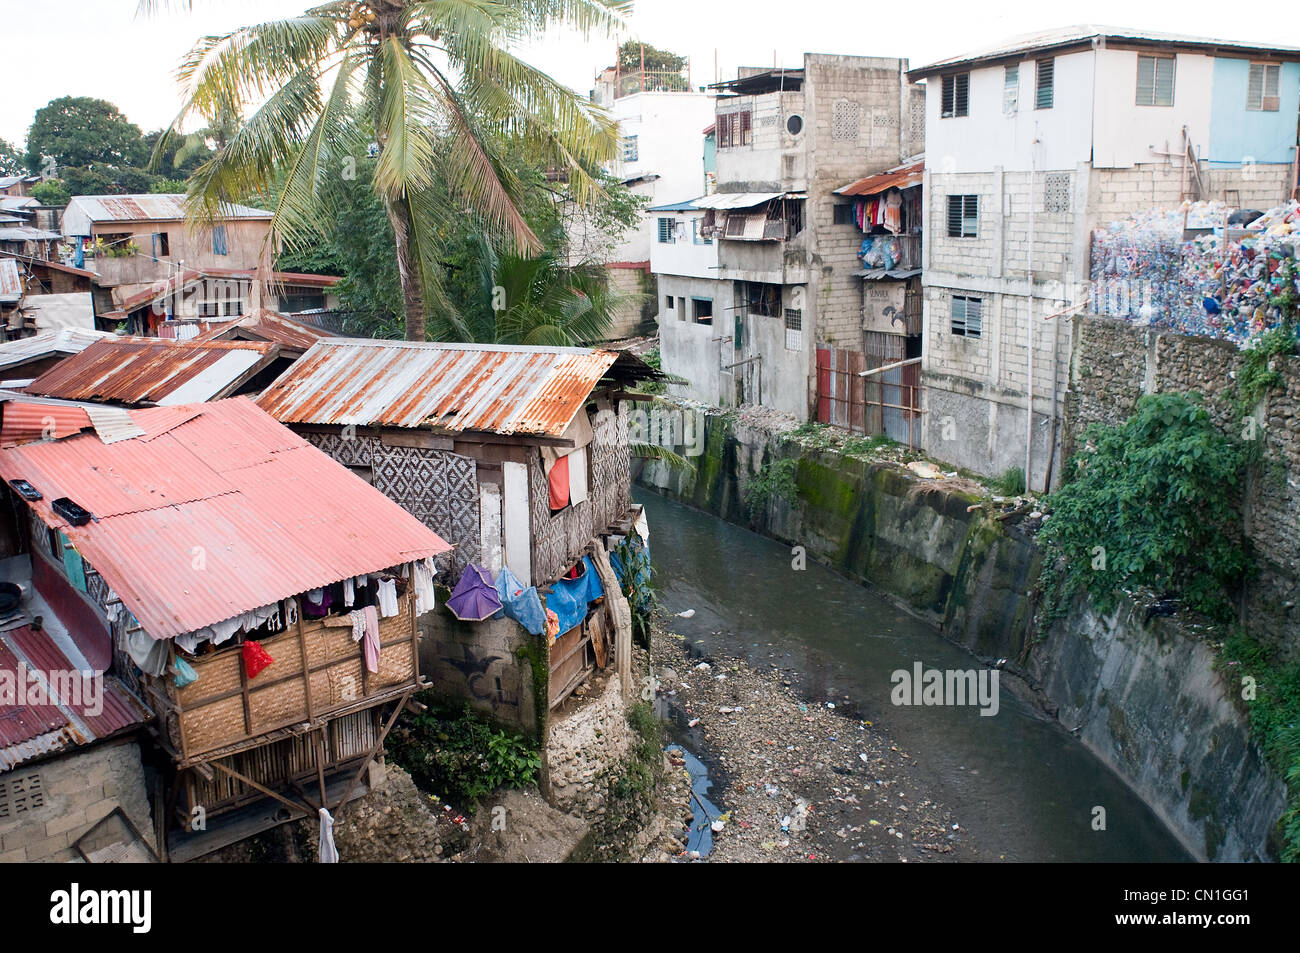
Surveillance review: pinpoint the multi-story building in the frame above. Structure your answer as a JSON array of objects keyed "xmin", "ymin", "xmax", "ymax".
[
  {"xmin": 656, "ymin": 54, "xmax": 924, "ymax": 418},
  {"xmin": 573, "ymin": 60, "xmax": 715, "ymax": 338},
  {"xmin": 911, "ymin": 27, "xmax": 1300, "ymax": 490}
]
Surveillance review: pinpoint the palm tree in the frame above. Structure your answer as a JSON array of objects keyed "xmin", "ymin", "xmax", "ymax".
[{"xmin": 146, "ymin": 0, "xmax": 631, "ymax": 340}]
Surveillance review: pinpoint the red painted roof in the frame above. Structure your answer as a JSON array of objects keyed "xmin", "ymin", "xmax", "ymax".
[
  {"xmin": 0, "ymin": 397, "xmax": 451, "ymax": 640},
  {"xmin": 0, "ymin": 626, "xmax": 149, "ymax": 771},
  {"xmin": 0, "ymin": 401, "xmax": 92, "ymax": 446}
]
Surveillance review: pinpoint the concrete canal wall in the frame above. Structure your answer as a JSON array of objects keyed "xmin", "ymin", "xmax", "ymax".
[{"xmin": 636, "ymin": 407, "xmax": 1287, "ymax": 861}]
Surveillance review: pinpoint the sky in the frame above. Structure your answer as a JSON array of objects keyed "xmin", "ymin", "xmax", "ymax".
[{"xmin": 2, "ymin": 0, "xmax": 1298, "ymax": 149}]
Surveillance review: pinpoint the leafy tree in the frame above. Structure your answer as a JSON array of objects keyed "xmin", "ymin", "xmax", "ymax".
[
  {"xmin": 0, "ymin": 138, "xmax": 24, "ymax": 176},
  {"xmin": 618, "ymin": 39, "xmax": 686, "ymax": 72},
  {"xmin": 1038, "ymin": 391, "xmax": 1252, "ymax": 623},
  {"xmin": 25, "ymin": 96, "xmax": 147, "ymax": 173},
  {"xmin": 151, "ymin": 0, "xmax": 632, "ymax": 341},
  {"xmin": 30, "ymin": 179, "xmax": 71, "ymax": 206}
]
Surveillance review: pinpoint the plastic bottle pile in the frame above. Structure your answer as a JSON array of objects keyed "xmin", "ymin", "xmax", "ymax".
[{"xmin": 1089, "ymin": 199, "xmax": 1300, "ymax": 346}]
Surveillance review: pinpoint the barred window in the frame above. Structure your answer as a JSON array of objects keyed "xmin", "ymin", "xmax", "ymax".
[
  {"xmin": 941, "ymin": 73, "xmax": 969, "ymax": 118},
  {"xmin": 951, "ymin": 295, "xmax": 983, "ymax": 338},
  {"xmin": 947, "ymin": 194, "xmax": 978, "ymax": 237},
  {"xmin": 784, "ymin": 308, "xmax": 802, "ymax": 351},
  {"xmin": 657, "ymin": 217, "xmax": 676, "ymax": 243},
  {"xmin": 622, "ymin": 135, "xmax": 639, "ymax": 161}
]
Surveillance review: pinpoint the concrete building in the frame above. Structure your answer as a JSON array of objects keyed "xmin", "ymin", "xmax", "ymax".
[
  {"xmin": 910, "ymin": 26, "xmax": 1300, "ymax": 490},
  {"xmin": 656, "ymin": 54, "xmax": 924, "ymax": 419},
  {"xmin": 574, "ymin": 61, "xmax": 716, "ymax": 338}
]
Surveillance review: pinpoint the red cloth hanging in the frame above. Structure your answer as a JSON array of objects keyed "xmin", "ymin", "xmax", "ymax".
[
  {"xmin": 242, "ymin": 639, "xmax": 274, "ymax": 679},
  {"xmin": 548, "ymin": 454, "xmax": 570, "ymax": 510}
]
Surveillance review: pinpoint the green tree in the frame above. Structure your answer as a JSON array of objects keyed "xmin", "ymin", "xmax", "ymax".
[
  {"xmin": 618, "ymin": 39, "xmax": 686, "ymax": 72},
  {"xmin": 150, "ymin": 0, "xmax": 632, "ymax": 341},
  {"xmin": 30, "ymin": 180, "xmax": 71, "ymax": 206},
  {"xmin": 25, "ymin": 96, "xmax": 147, "ymax": 173},
  {"xmin": 0, "ymin": 137, "xmax": 24, "ymax": 176}
]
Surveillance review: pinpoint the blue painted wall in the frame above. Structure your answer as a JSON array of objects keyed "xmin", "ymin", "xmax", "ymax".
[{"xmin": 1208, "ymin": 58, "xmax": 1299, "ymax": 165}]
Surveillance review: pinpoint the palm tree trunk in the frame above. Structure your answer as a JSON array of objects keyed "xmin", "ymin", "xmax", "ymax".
[{"xmin": 384, "ymin": 194, "xmax": 425, "ymax": 341}]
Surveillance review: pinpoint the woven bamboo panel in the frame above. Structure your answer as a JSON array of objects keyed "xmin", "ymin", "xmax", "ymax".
[
  {"xmin": 306, "ymin": 624, "xmax": 360, "ymax": 668},
  {"xmin": 180, "ymin": 694, "xmax": 246, "ymax": 754},
  {"xmin": 176, "ymin": 652, "xmax": 241, "ymax": 706},
  {"xmin": 249, "ymin": 679, "xmax": 308, "ymax": 732},
  {"xmin": 314, "ymin": 659, "xmax": 365, "ymax": 710},
  {"xmin": 372, "ymin": 641, "xmax": 414, "ymax": 689}
]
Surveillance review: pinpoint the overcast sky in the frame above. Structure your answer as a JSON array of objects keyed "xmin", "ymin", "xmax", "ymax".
[{"xmin": 2, "ymin": 0, "xmax": 1296, "ymax": 149}]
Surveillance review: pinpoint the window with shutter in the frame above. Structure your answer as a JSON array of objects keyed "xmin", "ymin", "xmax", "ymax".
[
  {"xmin": 740, "ymin": 110, "xmax": 752, "ymax": 145},
  {"xmin": 1247, "ymin": 63, "xmax": 1281, "ymax": 110},
  {"xmin": 1136, "ymin": 55, "xmax": 1175, "ymax": 106},
  {"xmin": 622, "ymin": 135, "xmax": 638, "ymax": 161},
  {"xmin": 941, "ymin": 73, "xmax": 969, "ymax": 117},
  {"xmin": 657, "ymin": 218, "xmax": 675, "ymax": 243},
  {"xmin": 951, "ymin": 296, "xmax": 983, "ymax": 337},
  {"xmin": 947, "ymin": 195, "xmax": 978, "ymax": 237},
  {"xmin": 1003, "ymin": 65, "xmax": 1019, "ymax": 115},
  {"xmin": 1035, "ymin": 58, "xmax": 1054, "ymax": 109}
]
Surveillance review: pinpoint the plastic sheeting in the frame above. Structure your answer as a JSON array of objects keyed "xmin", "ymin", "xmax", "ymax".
[
  {"xmin": 545, "ymin": 556, "xmax": 603, "ymax": 637},
  {"xmin": 493, "ymin": 566, "xmax": 546, "ymax": 636}
]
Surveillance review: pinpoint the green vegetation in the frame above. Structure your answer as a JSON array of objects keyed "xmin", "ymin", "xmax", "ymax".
[
  {"xmin": 1217, "ymin": 631, "xmax": 1300, "ymax": 862},
  {"xmin": 1037, "ymin": 392, "xmax": 1252, "ymax": 629},
  {"xmin": 612, "ymin": 530, "xmax": 655, "ymax": 649},
  {"xmin": 990, "ymin": 466, "xmax": 1026, "ymax": 496},
  {"xmin": 744, "ymin": 457, "xmax": 800, "ymax": 519},
  {"xmin": 386, "ymin": 697, "xmax": 541, "ymax": 811},
  {"xmin": 842, "ymin": 434, "xmax": 897, "ymax": 457}
]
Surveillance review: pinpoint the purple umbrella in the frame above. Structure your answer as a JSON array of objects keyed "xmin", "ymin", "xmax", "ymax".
[{"xmin": 446, "ymin": 563, "xmax": 502, "ymax": 622}]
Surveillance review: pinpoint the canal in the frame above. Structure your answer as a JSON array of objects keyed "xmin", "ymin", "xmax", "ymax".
[{"xmin": 639, "ymin": 489, "xmax": 1192, "ymax": 862}]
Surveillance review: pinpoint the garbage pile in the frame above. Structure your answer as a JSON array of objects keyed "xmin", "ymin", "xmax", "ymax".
[{"xmin": 1089, "ymin": 199, "xmax": 1300, "ymax": 345}]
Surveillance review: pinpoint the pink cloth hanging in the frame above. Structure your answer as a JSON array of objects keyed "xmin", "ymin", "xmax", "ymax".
[{"xmin": 362, "ymin": 605, "xmax": 380, "ymax": 673}]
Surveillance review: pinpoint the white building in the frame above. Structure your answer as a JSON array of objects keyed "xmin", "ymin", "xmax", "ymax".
[{"xmin": 911, "ymin": 26, "xmax": 1300, "ymax": 490}]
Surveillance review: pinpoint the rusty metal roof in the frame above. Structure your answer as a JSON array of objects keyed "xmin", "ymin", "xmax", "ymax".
[
  {"xmin": 0, "ymin": 328, "xmax": 115, "ymax": 374},
  {"xmin": 192, "ymin": 308, "xmax": 333, "ymax": 353},
  {"xmin": 835, "ymin": 161, "xmax": 925, "ymax": 197},
  {"xmin": 0, "ymin": 397, "xmax": 451, "ymax": 640},
  {"xmin": 0, "ymin": 626, "xmax": 149, "ymax": 771},
  {"xmin": 26, "ymin": 337, "xmax": 279, "ymax": 407},
  {"xmin": 64, "ymin": 194, "xmax": 271, "ymax": 224},
  {"xmin": 0, "ymin": 258, "xmax": 22, "ymax": 301},
  {"xmin": 257, "ymin": 340, "xmax": 626, "ymax": 437}
]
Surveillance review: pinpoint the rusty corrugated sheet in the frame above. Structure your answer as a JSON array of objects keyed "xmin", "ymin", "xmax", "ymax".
[
  {"xmin": 257, "ymin": 340, "xmax": 620, "ymax": 437},
  {"xmin": 0, "ymin": 328, "xmax": 114, "ymax": 373},
  {"xmin": 0, "ymin": 627, "xmax": 149, "ymax": 771},
  {"xmin": 26, "ymin": 337, "xmax": 279, "ymax": 406},
  {"xmin": 69, "ymin": 194, "xmax": 271, "ymax": 223},
  {"xmin": 0, "ymin": 401, "xmax": 92, "ymax": 446},
  {"xmin": 0, "ymin": 397, "xmax": 451, "ymax": 640},
  {"xmin": 0, "ymin": 258, "xmax": 21, "ymax": 300},
  {"xmin": 835, "ymin": 161, "xmax": 925, "ymax": 197},
  {"xmin": 193, "ymin": 308, "xmax": 333, "ymax": 352}
]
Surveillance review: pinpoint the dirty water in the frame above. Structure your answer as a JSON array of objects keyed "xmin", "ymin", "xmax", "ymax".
[{"xmin": 639, "ymin": 490, "xmax": 1192, "ymax": 862}]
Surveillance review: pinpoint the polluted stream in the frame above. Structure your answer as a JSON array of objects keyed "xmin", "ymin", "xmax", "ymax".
[{"xmin": 640, "ymin": 489, "xmax": 1192, "ymax": 862}]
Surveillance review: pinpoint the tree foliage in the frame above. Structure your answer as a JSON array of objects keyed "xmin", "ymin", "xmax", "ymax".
[
  {"xmin": 25, "ymin": 96, "xmax": 147, "ymax": 172},
  {"xmin": 1038, "ymin": 391, "xmax": 1252, "ymax": 624},
  {"xmin": 0, "ymin": 138, "xmax": 23, "ymax": 176}
]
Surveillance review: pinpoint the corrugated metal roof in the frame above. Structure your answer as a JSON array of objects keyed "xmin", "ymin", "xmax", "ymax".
[
  {"xmin": 257, "ymin": 340, "xmax": 623, "ymax": 437},
  {"xmin": 0, "ymin": 401, "xmax": 92, "ymax": 445},
  {"xmin": 909, "ymin": 25, "xmax": 1300, "ymax": 78},
  {"xmin": 26, "ymin": 337, "xmax": 279, "ymax": 407},
  {"xmin": 0, "ymin": 397, "xmax": 452, "ymax": 640},
  {"xmin": 0, "ymin": 226, "xmax": 60, "ymax": 241},
  {"xmin": 64, "ymin": 194, "xmax": 271, "ymax": 224},
  {"xmin": 0, "ymin": 328, "xmax": 115, "ymax": 373},
  {"xmin": 192, "ymin": 308, "xmax": 333, "ymax": 352},
  {"xmin": 835, "ymin": 161, "xmax": 925, "ymax": 196},
  {"xmin": 18, "ymin": 292, "xmax": 95, "ymax": 333},
  {"xmin": 690, "ymin": 192, "xmax": 787, "ymax": 210},
  {"xmin": 0, "ymin": 626, "xmax": 149, "ymax": 771},
  {"xmin": 0, "ymin": 258, "xmax": 20, "ymax": 301}
]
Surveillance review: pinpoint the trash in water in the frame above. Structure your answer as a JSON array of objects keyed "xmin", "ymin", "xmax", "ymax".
[
  {"xmin": 676, "ymin": 608, "xmax": 696, "ymax": 618},
  {"xmin": 666, "ymin": 744, "xmax": 723, "ymax": 859}
]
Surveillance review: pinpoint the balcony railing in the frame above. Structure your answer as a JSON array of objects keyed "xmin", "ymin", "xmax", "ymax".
[{"xmin": 614, "ymin": 69, "xmax": 691, "ymax": 99}]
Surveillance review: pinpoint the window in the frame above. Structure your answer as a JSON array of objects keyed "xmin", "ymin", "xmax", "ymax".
[
  {"xmin": 657, "ymin": 217, "xmax": 676, "ymax": 243},
  {"xmin": 717, "ymin": 110, "xmax": 752, "ymax": 148},
  {"xmin": 833, "ymin": 203, "xmax": 855, "ymax": 225},
  {"xmin": 152, "ymin": 231, "xmax": 170, "ymax": 257},
  {"xmin": 1044, "ymin": 172, "xmax": 1071, "ymax": 213},
  {"xmin": 786, "ymin": 114, "xmax": 804, "ymax": 135},
  {"xmin": 946, "ymin": 194, "xmax": 978, "ymax": 237},
  {"xmin": 831, "ymin": 100, "xmax": 860, "ymax": 141},
  {"xmin": 0, "ymin": 774, "xmax": 44, "ymax": 819},
  {"xmin": 1247, "ymin": 63, "xmax": 1281, "ymax": 111},
  {"xmin": 941, "ymin": 73, "xmax": 969, "ymax": 118},
  {"xmin": 692, "ymin": 219, "xmax": 712, "ymax": 245},
  {"xmin": 743, "ymin": 282, "xmax": 781, "ymax": 317},
  {"xmin": 693, "ymin": 298, "xmax": 713, "ymax": 325},
  {"xmin": 951, "ymin": 295, "xmax": 982, "ymax": 338},
  {"xmin": 665, "ymin": 295, "xmax": 675, "ymax": 312},
  {"xmin": 622, "ymin": 135, "xmax": 638, "ymax": 162},
  {"xmin": 1035, "ymin": 57, "xmax": 1054, "ymax": 109},
  {"xmin": 784, "ymin": 308, "xmax": 802, "ymax": 350},
  {"xmin": 212, "ymin": 224, "xmax": 228, "ymax": 256},
  {"xmin": 1136, "ymin": 55, "xmax": 1175, "ymax": 106},
  {"xmin": 1003, "ymin": 65, "xmax": 1019, "ymax": 115}
]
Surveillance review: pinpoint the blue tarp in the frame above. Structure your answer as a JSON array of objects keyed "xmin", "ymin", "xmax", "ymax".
[
  {"xmin": 546, "ymin": 556, "xmax": 604, "ymax": 636},
  {"xmin": 493, "ymin": 565, "xmax": 546, "ymax": 636}
]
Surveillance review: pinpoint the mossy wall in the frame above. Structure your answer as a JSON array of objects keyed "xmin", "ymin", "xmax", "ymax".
[{"xmin": 637, "ymin": 410, "xmax": 1285, "ymax": 861}]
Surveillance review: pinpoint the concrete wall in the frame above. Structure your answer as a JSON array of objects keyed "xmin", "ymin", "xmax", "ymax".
[
  {"xmin": 91, "ymin": 218, "xmax": 271, "ymax": 287},
  {"xmin": 0, "ymin": 738, "xmax": 151, "ymax": 863},
  {"xmin": 649, "ymin": 208, "xmax": 718, "ymax": 279},
  {"xmin": 637, "ymin": 404, "xmax": 1288, "ymax": 860}
]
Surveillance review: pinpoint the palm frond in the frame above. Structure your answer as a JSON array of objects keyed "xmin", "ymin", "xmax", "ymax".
[{"xmin": 631, "ymin": 443, "xmax": 695, "ymax": 473}]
